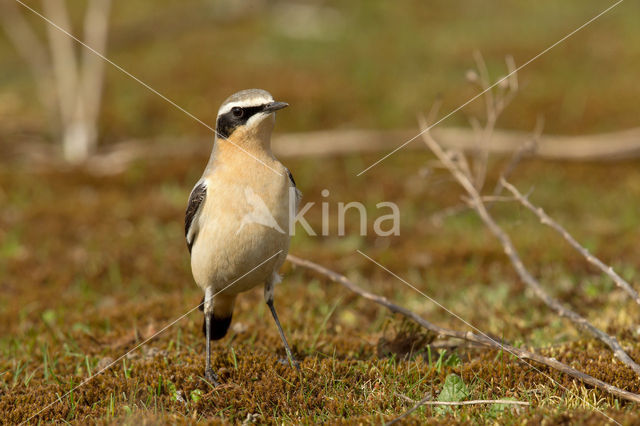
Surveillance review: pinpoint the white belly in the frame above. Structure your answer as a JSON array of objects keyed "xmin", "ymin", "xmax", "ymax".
[{"xmin": 190, "ymin": 174, "xmax": 291, "ymax": 295}]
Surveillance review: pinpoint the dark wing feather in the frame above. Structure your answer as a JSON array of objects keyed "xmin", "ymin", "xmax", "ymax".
[
  {"xmin": 286, "ymin": 168, "xmax": 296, "ymax": 187},
  {"xmin": 286, "ymin": 168, "xmax": 302, "ymax": 210},
  {"xmin": 185, "ymin": 181, "xmax": 207, "ymax": 253}
]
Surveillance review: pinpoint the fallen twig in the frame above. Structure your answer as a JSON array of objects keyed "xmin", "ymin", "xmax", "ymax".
[
  {"xmin": 286, "ymin": 254, "xmax": 640, "ymax": 404},
  {"xmin": 410, "ymin": 398, "xmax": 528, "ymax": 407},
  {"xmin": 394, "ymin": 392, "xmax": 425, "ymax": 403},
  {"xmin": 418, "ymin": 119, "xmax": 640, "ymax": 377},
  {"xmin": 501, "ymin": 178, "xmax": 640, "ymax": 307}
]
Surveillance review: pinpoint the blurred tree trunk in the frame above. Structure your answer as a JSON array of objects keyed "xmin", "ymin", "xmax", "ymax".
[{"xmin": 0, "ymin": 0, "xmax": 111, "ymax": 163}]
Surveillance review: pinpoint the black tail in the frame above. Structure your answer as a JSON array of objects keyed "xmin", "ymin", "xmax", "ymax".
[{"xmin": 202, "ymin": 313, "xmax": 233, "ymax": 341}]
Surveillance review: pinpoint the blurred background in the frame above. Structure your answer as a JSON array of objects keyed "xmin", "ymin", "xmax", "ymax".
[
  {"xmin": 2, "ymin": 1, "xmax": 640, "ymax": 423},
  {"xmin": 1, "ymin": 0, "xmax": 639, "ymax": 154}
]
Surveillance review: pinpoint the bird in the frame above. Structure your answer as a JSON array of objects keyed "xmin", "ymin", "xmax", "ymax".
[{"xmin": 184, "ymin": 88, "xmax": 301, "ymax": 384}]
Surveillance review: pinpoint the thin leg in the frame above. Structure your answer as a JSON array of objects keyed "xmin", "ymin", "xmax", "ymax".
[
  {"xmin": 204, "ymin": 313, "xmax": 219, "ymax": 385},
  {"xmin": 267, "ymin": 299, "xmax": 300, "ymax": 371}
]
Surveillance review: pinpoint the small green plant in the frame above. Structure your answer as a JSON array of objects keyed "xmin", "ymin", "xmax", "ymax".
[
  {"xmin": 435, "ymin": 374, "xmax": 469, "ymax": 415},
  {"xmin": 167, "ymin": 381, "xmax": 179, "ymax": 401},
  {"xmin": 190, "ymin": 389, "xmax": 203, "ymax": 403}
]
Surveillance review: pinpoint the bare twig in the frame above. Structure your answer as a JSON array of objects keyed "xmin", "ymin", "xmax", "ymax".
[
  {"xmin": 43, "ymin": 0, "xmax": 112, "ymax": 162},
  {"xmin": 429, "ymin": 203, "xmax": 469, "ymax": 227},
  {"xmin": 494, "ymin": 55, "xmax": 519, "ymax": 116},
  {"xmin": 0, "ymin": 0, "xmax": 54, "ymax": 114},
  {"xmin": 493, "ymin": 116, "xmax": 543, "ymax": 196},
  {"xmin": 428, "ymin": 123, "xmax": 540, "ymax": 227},
  {"xmin": 4, "ymin": 0, "xmax": 112, "ymax": 163},
  {"xmin": 79, "ymin": 0, "xmax": 112, "ymax": 156},
  {"xmin": 429, "ymin": 195, "xmax": 517, "ymax": 227},
  {"xmin": 394, "ymin": 392, "xmax": 424, "ymax": 403},
  {"xmin": 428, "ymin": 118, "xmax": 539, "ymax": 227},
  {"xmin": 502, "ymin": 179, "xmax": 640, "ymax": 307},
  {"xmin": 418, "ymin": 120, "xmax": 640, "ymax": 377},
  {"xmin": 286, "ymin": 254, "xmax": 640, "ymax": 404},
  {"xmin": 387, "ymin": 396, "xmax": 529, "ymax": 425},
  {"xmin": 411, "ymin": 398, "xmax": 528, "ymax": 407},
  {"xmin": 468, "ymin": 52, "xmax": 520, "ymax": 191},
  {"xmin": 42, "ymin": 0, "xmax": 79, "ymax": 129}
]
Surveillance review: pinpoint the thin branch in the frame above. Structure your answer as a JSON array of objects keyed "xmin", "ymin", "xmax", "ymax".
[
  {"xmin": 501, "ymin": 179, "xmax": 640, "ymax": 307},
  {"xmin": 494, "ymin": 56, "xmax": 519, "ymax": 116},
  {"xmin": 409, "ymin": 398, "xmax": 528, "ymax": 407},
  {"xmin": 387, "ymin": 397, "xmax": 529, "ymax": 425},
  {"xmin": 429, "ymin": 117, "xmax": 540, "ymax": 227},
  {"xmin": 429, "ymin": 203, "xmax": 469, "ymax": 227},
  {"xmin": 429, "ymin": 119, "xmax": 540, "ymax": 227},
  {"xmin": 472, "ymin": 50, "xmax": 494, "ymax": 118},
  {"xmin": 429, "ymin": 195, "xmax": 518, "ymax": 227},
  {"xmin": 493, "ymin": 116, "xmax": 543, "ymax": 196},
  {"xmin": 418, "ymin": 122, "xmax": 640, "ymax": 377},
  {"xmin": 286, "ymin": 254, "xmax": 640, "ymax": 404},
  {"xmin": 505, "ymin": 55, "xmax": 519, "ymax": 92},
  {"xmin": 466, "ymin": 53, "xmax": 522, "ymax": 192},
  {"xmin": 394, "ymin": 392, "xmax": 424, "ymax": 403},
  {"xmin": 0, "ymin": 0, "xmax": 53, "ymax": 110},
  {"xmin": 80, "ymin": 0, "xmax": 111, "ymax": 141},
  {"xmin": 42, "ymin": 0, "xmax": 79, "ymax": 127}
]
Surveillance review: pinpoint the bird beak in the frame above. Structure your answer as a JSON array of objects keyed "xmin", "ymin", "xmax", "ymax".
[{"xmin": 263, "ymin": 101, "xmax": 289, "ymax": 113}]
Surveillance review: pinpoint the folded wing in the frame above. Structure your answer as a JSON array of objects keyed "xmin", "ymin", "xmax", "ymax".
[{"xmin": 185, "ymin": 180, "xmax": 207, "ymax": 253}]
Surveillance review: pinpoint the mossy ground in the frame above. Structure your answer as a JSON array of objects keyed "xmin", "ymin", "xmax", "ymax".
[{"xmin": 1, "ymin": 149, "xmax": 640, "ymax": 424}]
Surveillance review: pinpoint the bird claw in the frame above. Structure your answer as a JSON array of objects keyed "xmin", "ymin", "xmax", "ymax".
[{"xmin": 204, "ymin": 368, "xmax": 220, "ymax": 386}]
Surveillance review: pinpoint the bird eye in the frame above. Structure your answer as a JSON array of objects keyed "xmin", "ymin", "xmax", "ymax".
[{"xmin": 232, "ymin": 107, "xmax": 243, "ymax": 118}]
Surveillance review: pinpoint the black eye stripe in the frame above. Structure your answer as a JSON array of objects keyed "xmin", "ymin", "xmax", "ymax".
[
  {"xmin": 240, "ymin": 105, "xmax": 268, "ymax": 116},
  {"xmin": 216, "ymin": 104, "xmax": 270, "ymax": 138}
]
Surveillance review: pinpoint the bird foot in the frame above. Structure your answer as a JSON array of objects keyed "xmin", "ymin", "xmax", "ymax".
[
  {"xmin": 278, "ymin": 357, "xmax": 301, "ymax": 371},
  {"xmin": 204, "ymin": 367, "xmax": 220, "ymax": 386}
]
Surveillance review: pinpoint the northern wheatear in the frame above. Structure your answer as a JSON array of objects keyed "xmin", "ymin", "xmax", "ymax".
[{"xmin": 185, "ymin": 89, "xmax": 300, "ymax": 384}]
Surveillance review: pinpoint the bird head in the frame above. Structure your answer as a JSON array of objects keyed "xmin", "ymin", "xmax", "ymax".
[{"xmin": 215, "ymin": 89, "xmax": 288, "ymax": 143}]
